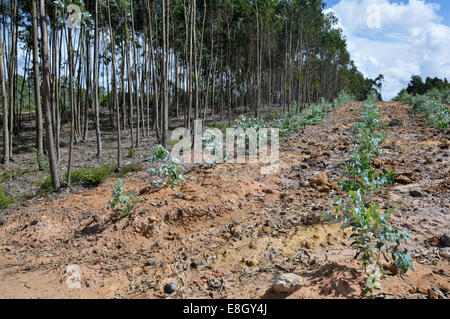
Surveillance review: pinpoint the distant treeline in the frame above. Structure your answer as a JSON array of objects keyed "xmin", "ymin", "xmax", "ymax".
[{"xmin": 396, "ymin": 75, "xmax": 450, "ymax": 97}]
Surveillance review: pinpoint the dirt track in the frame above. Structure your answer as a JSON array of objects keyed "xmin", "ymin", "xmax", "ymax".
[{"xmin": 0, "ymin": 102, "xmax": 448, "ymax": 299}]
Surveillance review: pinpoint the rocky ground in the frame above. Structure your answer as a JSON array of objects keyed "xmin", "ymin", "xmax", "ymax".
[{"xmin": 0, "ymin": 101, "xmax": 448, "ymax": 299}]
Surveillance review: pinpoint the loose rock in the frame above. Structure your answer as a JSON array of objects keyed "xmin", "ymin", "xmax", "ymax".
[
  {"xmin": 395, "ymin": 175, "xmax": 412, "ymax": 185},
  {"xmin": 373, "ymin": 158, "xmax": 382, "ymax": 168},
  {"xmin": 0, "ymin": 214, "xmax": 6, "ymax": 226},
  {"xmin": 231, "ymin": 225, "xmax": 244, "ymax": 238},
  {"xmin": 317, "ymin": 185, "xmax": 330, "ymax": 193},
  {"xmin": 310, "ymin": 172, "xmax": 329, "ymax": 186},
  {"xmin": 272, "ymin": 273, "xmax": 302, "ymax": 294},
  {"xmin": 164, "ymin": 282, "xmax": 178, "ymax": 294},
  {"xmin": 388, "ymin": 119, "xmax": 402, "ymax": 127},
  {"xmin": 439, "ymin": 233, "xmax": 450, "ymax": 247},
  {"xmin": 145, "ymin": 258, "xmax": 157, "ymax": 266},
  {"xmin": 176, "ymin": 193, "xmax": 185, "ymax": 199},
  {"xmin": 246, "ymin": 259, "xmax": 258, "ymax": 267},
  {"xmin": 425, "ymin": 155, "xmax": 433, "ymax": 164},
  {"xmin": 409, "ymin": 189, "xmax": 423, "ymax": 197}
]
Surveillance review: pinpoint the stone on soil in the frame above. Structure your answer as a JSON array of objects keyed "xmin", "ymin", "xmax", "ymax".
[
  {"xmin": 164, "ymin": 282, "xmax": 178, "ymax": 294},
  {"xmin": 231, "ymin": 225, "xmax": 243, "ymax": 238},
  {"xmin": 395, "ymin": 175, "xmax": 412, "ymax": 185},
  {"xmin": 317, "ymin": 185, "xmax": 330, "ymax": 193},
  {"xmin": 272, "ymin": 273, "xmax": 302, "ymax": 294},
  {"xmin": 310, "ymin": 172, "xmax": 329, "ymax": 186},
  {"xmin": 409, "ymin": 189, "xmax": 423, "ymax": 198},
  {"xmin": 439, "ymin": 233, "xmax": 450, "ymax": 247}
]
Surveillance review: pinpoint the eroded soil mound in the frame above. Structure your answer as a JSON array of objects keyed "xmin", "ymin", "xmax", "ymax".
[{"xmin": 0, "ymin": 102, "xmax": 448, "ymax": 299}]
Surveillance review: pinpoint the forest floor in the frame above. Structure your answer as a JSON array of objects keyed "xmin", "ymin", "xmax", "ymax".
[{"xmin": 0, "ymin": 101, "xmax": 448, "ymax": 299}]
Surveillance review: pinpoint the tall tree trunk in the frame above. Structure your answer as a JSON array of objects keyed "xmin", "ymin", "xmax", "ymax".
[
  {"xmin": 161, "ymin": 0, "xmax": 169, "ymax": 147},
  {"xmin": 124, "ymin": 9, "xmax": 134, "ymax": 149},
  {"xmin": 130, "ymin": 0, "xmax": 140, "ymax": 148},
  {"xmin": 67, "ymin": 26, "xmax": 75, "ymax": 186},
  {"xmin": 39, "ymin": 0, "xmax": 60, "ymax": 190},
  {"xmin": 94, "ymin": 0, "xmax": 102, "ymax": 158},
  {"xmin": 107, "ymin": 0, "xmax": 121, "ymax": 169},
  {"xmin": 8, "ymin": 0, "xmax": 17, "ymax": 159},
  {"xmin": 146, "ymin": 0, "xmax": 160, "ymax": 140},
  {"xmin": 82, "ymin": 30, "xmax": 91, "ymax": 141},
  {"xmin": 31, "ymin": 0, "xmax": 43, "ymax": 166},
  {"xmin": 0, "ymin": 13, "xmax": 8, "ymax": 165}
]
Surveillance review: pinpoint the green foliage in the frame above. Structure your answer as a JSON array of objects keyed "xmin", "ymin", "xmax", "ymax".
[
  {"xmin": 0, "ymin": 187, "xmax": 15, "ymax": 209},
  {"xmin": 167, "ymin": 139, "xmax": 180, "ymax": 148},
  {"xmin": 201, "ymin": 132, "xmax": 226, "ymax": 169},
  {"xmin": 31, "ymin": 148, "xmax": 49, "ymax": 171},
  {"xmin": 231, "ymin": 91, "xmax": 354, "ymax": 162},
  {"xmin": 395, "ymin": 88, "xmax": 449, "ymax": 129},
  {"xmin": 128, "ymin": 148, "xmax": 137, "ymax": 158},
  {"xmin": 148, "ymin": 145, "xmax": 185, "ymax": 186},
  {"xmin": 107, "ymin": 179, "xmax": 141, "ymax": 219},
  {"xmin": 209, "ymin": 122, "xmax": 230, "ymax": 132},
  {"xmin": 116, "ymin": 164, "xmax": 143, "ymax": 178},
  {"xmin": 403, "ymin": 75, "xmax": 450, "ymax": 96},
  {"xmin": 70, "ymin": 164, "xmax": 116, "ymax": 187},
  {"xmin": 344, "ymin": 62, "xmax": 384, "ymax": 101},
  {"xmin": 324, "ymin": 91, "xmax": 412, "ymax": 293},
  {"xmin": 236, "ymin": 91, "xmax": 354, "ymax": 137},
  {"xmin": 324, "ymin": 190, "xmax": 413, "ymax": 293},
  {"xmin": 342, "ymin": 93, "xmax": 395, "ymax": 192},
  {"xmin": 0, "ymin": 168, "xmax": 33, "ymax": 182},
  {"xmin": 37, "ymin": 164, "xmax": 115, "ymax": 194},
  {"xmin": 36, "ymin": 175, "xmax": 55, "ymax": 195},
  {"xmin": 148, "ymin": 144, "xmax": 172, "ymax": 163}
]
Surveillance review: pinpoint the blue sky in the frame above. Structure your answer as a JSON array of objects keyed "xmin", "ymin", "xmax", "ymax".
[
  {"xmin": 324, "ymin": 0, "xmax": 450, "ymax": 22},
  {"xmin": 323, "ymin": 0, "xmax": 450, "ymax": 100}
]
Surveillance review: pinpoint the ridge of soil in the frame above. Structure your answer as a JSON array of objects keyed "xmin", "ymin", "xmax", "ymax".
[{"xmin": 0, "ymin": 102, "xmax": 448, "ymax": 299}]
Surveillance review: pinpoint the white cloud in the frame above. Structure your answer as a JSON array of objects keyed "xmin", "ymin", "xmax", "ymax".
[{"xmin": 325, "ymin": 0, "xmax": 450, "ymax": 100}]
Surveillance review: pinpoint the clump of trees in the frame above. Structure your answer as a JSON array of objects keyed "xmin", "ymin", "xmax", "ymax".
[
  {"xmin": 395, "ymin": 87, "xmax": 449, "ymax": 129},
  {"xmin": 1, "ymin": 0, "xmax": 373, "ymax": 192},
  {"xmin": 397, "ymin": 75, "xmax": 450, "ymax": 97},
  {"xmin": 345, "ymin": 65, "xmax": 384, "ymax": 101}
]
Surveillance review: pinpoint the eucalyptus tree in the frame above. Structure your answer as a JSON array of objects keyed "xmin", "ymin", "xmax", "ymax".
[
  {"xmin": 31, "ymin": 0, "xmax": 43, "ymax": 168},
  {"xmin": 0, "ymin": 9, "xmax": 8, "ymax": 165},
  {"xmin": 39, "ymin": 0, "xmax": 60, "ymax": 190},
  {"xmin": 93, "ymin": 0, "xmax": 102, "ymax": 158}
]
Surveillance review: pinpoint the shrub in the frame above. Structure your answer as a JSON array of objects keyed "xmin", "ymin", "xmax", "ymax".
[
  {"xmin": 70, "ymin": 164, "xmax": 115, "ymax": 187},
  {"xmin": 128, "ymin": 148, "xmax": 137, "ymax": 158},
  {"xmin": 236, "ymin": 91, "xmax": 354, "ymax": 138},
  {"xmin": 209, "ymin": 122, "xmax": 230, "ymax": 132},
  {"xmin": 230, "ymin": 91, "xmax": 354, "ymax": 166},
  {"xmin": 107, "ymin": 179, "xmax": 141, "ymax": 218},
  {"xmin": 0, "ymin": 187, "xmax": 14, "ymax": 209},
  {"xmin": 148, "ymin": 145, "xmax": 185, "ymax": 186},
  {"xmin": 396, "ymin": 88, "xmax": 449, "ymax": 129},
  {"xmin": 325, "ymin": 191, "xmax": 413, "ymax": 293},
  {"xmin": 31, "ymin": 148, "xmax": 49, "ymax": 171},
  {"xmin": 202, "ymin": 131, "xmax": 227, "ymax": 168},
  {"xmin": 148, "ymin": 144, "xmax": 172, "ymax": 162},
  {"xmin": 116, "ymin": 164, "xmax": 143, "ymax": 178},
  {"xmin": 0, "ymin": 168, "xmax": 33, "ymax": 182},
  {"xmin": 37, "ymin": 175, "xmax": 55, "ymax": 195}
]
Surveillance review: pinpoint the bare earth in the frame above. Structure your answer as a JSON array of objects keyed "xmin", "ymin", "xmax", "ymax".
[{"xmin": 0, "ymin": 102, "xmax": 448, "ymax": 299}]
